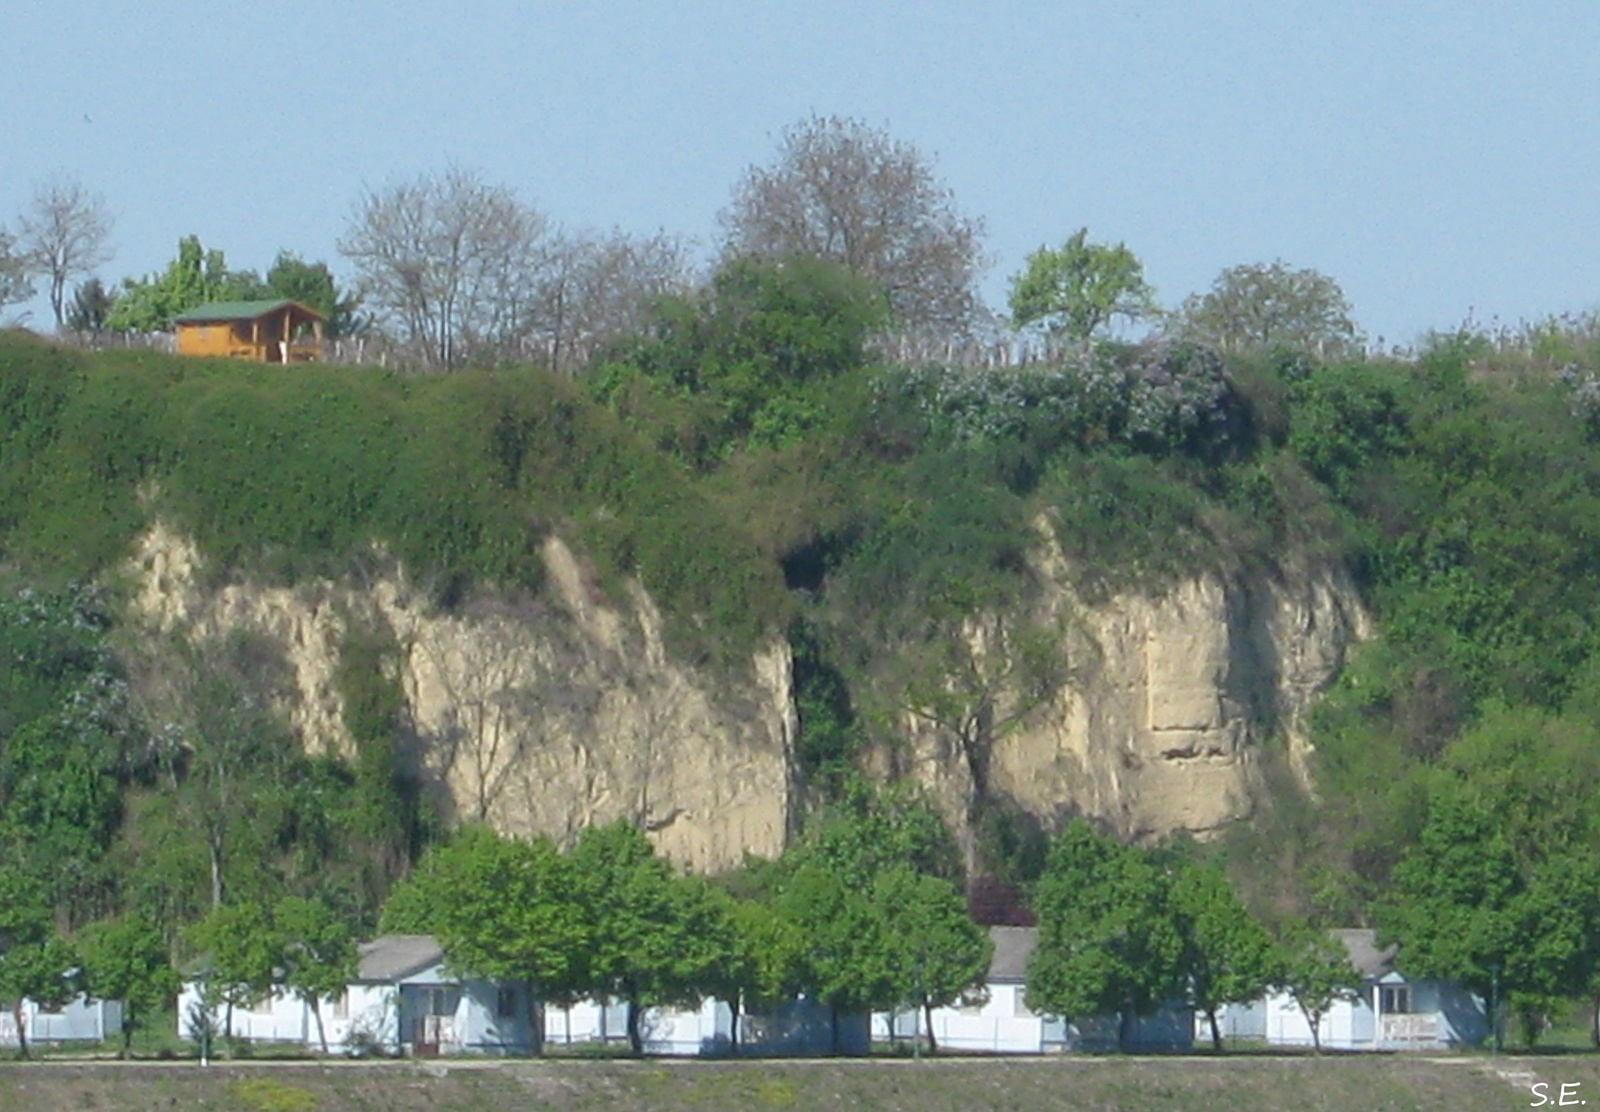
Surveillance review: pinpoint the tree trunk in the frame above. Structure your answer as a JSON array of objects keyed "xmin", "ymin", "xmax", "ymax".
[
  {"xmin": 1591, "ymin": 993, "xmax": 1599, "ymax": 1050},
  {"xmin": 529, "ymin": 982, "xmax": 544, "ymax": 1056},
  {"xmin": 923, "ymin": 998, "xmax": 938, "ymax": 1055},
  {"xmin": 13, "ymin": 999, "xmax": 28, "ymax": 1060},
  {"xmin": 1304, "ymin": 1007, "xmax": 1322, "ymax": 1054},
  {"xmin": 1208, "ymin": 1007, "xmax": 1223, "ymax": 1053},
  {"xmin": 310, "ymin": 997, "xmax": 327, "ymax": 1054},
  {"xmin": 830, "ymin": 1005, "xmax": 840, "ymax": 1055},
  {"xmin": 207, "ymin": 834, "xmax": 224, "ymax": 908},
  {"xmin": 122, "ymin": 1010, "xmax": 134, "ymax": 1059},
  {"xmin": 626, "ymin": 997, "xmax": 643, "ymax": 1056},
  {"xmin": 730, "ymin": 993, "xmax": 741, "ymax": 1056},
  {"xmin": 1117, "ymin": 1008, "xmax": 1133, "ymax": 1054}
]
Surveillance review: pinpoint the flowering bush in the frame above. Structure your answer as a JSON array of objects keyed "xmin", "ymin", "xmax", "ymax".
[{"xmin": 872, "ymin": 340, "xmax": 1236, "ymax": 460}]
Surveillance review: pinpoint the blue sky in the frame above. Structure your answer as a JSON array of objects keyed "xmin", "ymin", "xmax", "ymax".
[{"xmin": 4, "ymin": 1, "xmax": 1598, "ymax": 347}]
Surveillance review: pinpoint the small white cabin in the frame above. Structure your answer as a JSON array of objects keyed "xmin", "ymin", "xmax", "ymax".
[
  {"xmin": 0, "ymin": 994, "xmax": 123, "ymax": 1047},
  {"xmin": 1247, "ymin": 929, "xmax": 1488, "ymax": 1051},
  {"xmin": 873, "ymin": 926, "xmax": 1191, "ymax": 1055},
  {"xmin": 178, "ymin": 934, "xmax": 538, "ymax": 1056}
]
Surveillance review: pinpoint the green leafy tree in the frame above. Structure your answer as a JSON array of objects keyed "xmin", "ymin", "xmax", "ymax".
[
  {"xmin": 1171, "ymin": 862, "xmax": 1275, "ymax": 1051},
  {"xmin": 1026, "ymin": 821, "xmax": 1185, "ymax": 1051},
  {"xmin": 873, "ymin": 866, "xmax": 991, "ymax": 1054},
  {"xmin": 106, "ymin": 235, "xmax": 264, "ymax": 332},
  {"xmin": 772, "ymin": 862, "xmax": 892, "ymax": 1052},
  {"xmin": 599, "ymin": 254, "xmax": 885, "ymax": 462},
  {"xmin": 381, "ymin": 826, "xmax": 588, "ymax": 1052},
  {"xmin": 0, "ymin": 868, "xmax": 61, "ymax": 1059},
  {"xmin": 1008, "ymin": 228, "xmax": 1156, "ymax": 340},
  {"xmin": 1378, "ymin": 733, "xmax": 1600, "ymax": 1047},
  {"xmin": 0, "ymin": 584, "xmax": 129, "ymax": 924},
  {"xmin": 568, "ymin": 821, "xmax": 737, "ymax": 1054},
  {"xmin": 782, "ymin": 777, "xmax": 961, "ymax": 888},
  {"xmin": 66, "ymin": 277, "xmax": 115, "ymax": 333},
  {"xmin": 725, "ymin": 898, "xmax": 807, "ymax": 1050},
  {"xmin": 186, "ymin": 901, "xmax": 278, "ymax": 1039},
  {"xmin": 77, "ymin": 915, "xmax": 179, "ymax": 1057},
  {"xmin": 273, "ymin": 896, "xmax": 356, "ymax": 1054},
  {"xmin": 1272, "ymin": 924, "xmax": 1361, "ymax": 1053},
  {"xmin": 0, "ymin": 933, "xmax": 78, "ymax": 1059},
  {"xmin": 1176, "ymin": 260, "xmax": 1362, "ymax": 357},
  {"xmin": 264, "ymin": 252, "xmax": 362, "ymax": 338}
]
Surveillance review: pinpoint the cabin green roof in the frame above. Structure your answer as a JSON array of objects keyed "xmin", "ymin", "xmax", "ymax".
[{"xmin": 173, "ymin": 299, "xmax": 324, "ymax": 323}]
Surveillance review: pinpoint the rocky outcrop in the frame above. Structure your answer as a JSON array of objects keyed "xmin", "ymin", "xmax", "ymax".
[
  {"xmin": 887, "ymin": 533, "xmax": 1369, "ymax": 846},
  {"xmin": 126, "ymin": 521, "xmax": 1365, "ymax": 869},
  {"xmin": 127, "ymin": 523, "xmax": 796, "ymax": 873}
]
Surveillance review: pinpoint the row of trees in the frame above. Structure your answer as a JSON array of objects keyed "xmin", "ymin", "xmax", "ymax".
[
  {"xmin": 381, "ymin": 787, "xmax": 988, "ymax": 1056},
  {"xmin": 7, "ymin": 116, "xmax": 1365, "ymax": 373},
  {"xmin": 1028, "ymin": 821, "xmax": 1363, "ymax": 1053}
]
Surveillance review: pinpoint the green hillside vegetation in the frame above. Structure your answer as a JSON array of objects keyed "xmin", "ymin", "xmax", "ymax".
[{"xmin": 8, "ymin": 247, "xmax": 1600, "ymax": 1044}]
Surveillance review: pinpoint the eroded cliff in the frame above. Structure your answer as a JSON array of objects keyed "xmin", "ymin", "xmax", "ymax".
[
  {"xmin": 885, "ymin": 533, "xmax": 1369, "ymax": 850},
  {"xmin": 127, "ymin": 523, "xmax": 1365, "ymax": 869},
  {"xmin": 128, "ymin": 523, "xmax": 797, "ymax": 873}
]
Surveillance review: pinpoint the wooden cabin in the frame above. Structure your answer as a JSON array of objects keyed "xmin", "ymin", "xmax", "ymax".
[{"xmin": 174, "ymin": 299, "xmax": 324, "ymax": 362}]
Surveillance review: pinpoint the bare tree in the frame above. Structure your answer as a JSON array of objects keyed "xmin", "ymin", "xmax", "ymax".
[
  {"xmin": 17, "ymin": 175, "xmax": 115, "ymax": 330},
  {"xmin": 339, "ymin": 167, "xmax": 550, "ymax": 370},
  {"xmin": 719, "ymin": 115, "xmax": 987, "ymax": 332},
  {"xmin": 532, "ymin": 228, "xmax": 693, "ymax": 374}
]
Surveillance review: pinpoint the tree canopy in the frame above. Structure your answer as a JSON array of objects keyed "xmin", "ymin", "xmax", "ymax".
[
  {"xmin": 1008, "ymin": 229, "xmax": 1156, "ymax": 340},
  {"xmin": 1175, "ymin": 260, "xmax": 1362, "ymax": 357},
  {"xmin": 719, "ymin": 114, "xmax": 986, "ymax": 331}
]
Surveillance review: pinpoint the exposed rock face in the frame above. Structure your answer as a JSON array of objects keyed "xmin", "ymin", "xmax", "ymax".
[
  {"xmin": 889, "ymin": 536, "xmax": 1370, "ymax": 846},
  {"xmin": 127, "ymin": 522, "xmax": 1365, "ymax": 868},
  {"xmin": 127, "ymin": 524, "xmax": 797, "ymax": 873}
]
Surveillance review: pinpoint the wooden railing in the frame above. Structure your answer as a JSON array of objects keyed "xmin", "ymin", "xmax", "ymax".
[{"xmin": 1380, "ymin": 1013, "xmax": 1439, "ymax": 1047}]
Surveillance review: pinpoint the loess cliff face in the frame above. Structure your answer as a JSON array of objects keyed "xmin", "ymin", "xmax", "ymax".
[
  {"xmin": 127, "ymin": 524, "xmax": 797, "ymax": 873},
  {"xmin": 885, "ymin": 533, "xmax": 1370, "ymax": 848},
  {"xmin": 126, "ymin": 523, "xmax": 1365, "ymax": 869}
]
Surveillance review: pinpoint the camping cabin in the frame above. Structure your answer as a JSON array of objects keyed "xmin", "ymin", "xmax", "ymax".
[{"xmin": 174, "ymin": 300, "xmax": 324, "ymax": 362}]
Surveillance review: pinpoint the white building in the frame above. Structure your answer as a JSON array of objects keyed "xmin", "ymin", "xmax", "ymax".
[
  {"xmin": 549, "ymin": 995, "xmax": 865, "ymax": 1056},
  {"xmin": 873, "ymin": 926, "xmax": 1192, "ymax": 1054},
  {"xmin": 1223, "ymin": 929, "xmax": 1488, "ymax": 1051},
  {"xmin": 0, "ymin": 995, "xmax": 123, "ymax": 1048},
  {"xmin": 178, "ymin": 934, "xmax": 538, "ymax": 1056}
]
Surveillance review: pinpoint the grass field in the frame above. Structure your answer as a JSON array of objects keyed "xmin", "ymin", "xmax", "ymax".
[{"xmin": 0, "ymin": 1054, "xmax": 1590, "ymax": 1112}]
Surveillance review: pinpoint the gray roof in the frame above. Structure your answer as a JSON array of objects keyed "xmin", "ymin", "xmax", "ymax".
[
  {"xmin": 1330, "ymin": 928, "xmax": 1397, "ymax": 980},
  {"xmin": 987, "ymin": 926, "xmax": 1038, "ymax": 983},
  {"xmin": 354, "ymin": 934, "xmax": 445, "ymax": 983}
]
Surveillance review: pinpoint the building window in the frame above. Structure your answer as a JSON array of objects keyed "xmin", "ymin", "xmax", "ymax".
[
  {"xmin": 497, "ymin": 986, "xmax": 518, "ymax": 1019},
  {"xmin": 1380, "ymin": 985, "xmax": 1412, "ymax": 1014},
  {"xmin": 331, "ymin": 990, "xmax": 349, "ymax": 1019}
]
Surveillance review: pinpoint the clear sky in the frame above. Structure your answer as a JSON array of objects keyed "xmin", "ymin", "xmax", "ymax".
[{"xmin": 4, "ymin": 1, "xmax": 1598, "ymax": 348}]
